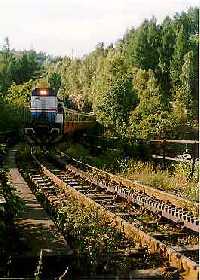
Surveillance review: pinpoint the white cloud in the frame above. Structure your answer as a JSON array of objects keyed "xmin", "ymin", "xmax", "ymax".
[{"xmin": 0, "ymin": 0, "xmax": 198, "ymax": 56}]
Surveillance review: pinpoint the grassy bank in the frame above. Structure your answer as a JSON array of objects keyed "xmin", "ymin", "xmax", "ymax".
[
  {"xmin": 123, "ymin": 160, "xmax": 199, "ymax": 202},
  {"xmin": 58, "ymin": 142, "xmax": 199, "ymax": 202}
]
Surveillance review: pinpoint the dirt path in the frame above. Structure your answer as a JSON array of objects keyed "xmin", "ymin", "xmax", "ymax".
[{"xmin": 4, "ymin": 146, "xmax": 71, "ymax": 257}]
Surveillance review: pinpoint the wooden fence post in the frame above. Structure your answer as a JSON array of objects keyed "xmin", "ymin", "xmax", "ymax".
[
  {"xmin": 162, "ymin": 140, "xmax": 166, "ymax": 169},
  {"xmin": 190, "ymin": 143, "xmax": 197, "ymax": 178}
]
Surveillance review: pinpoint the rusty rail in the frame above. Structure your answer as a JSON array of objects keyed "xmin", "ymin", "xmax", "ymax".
[
  {"xmin": 65, "ymin": 163, "xmax": 199, "ymax": 233},
  {"xmin": 38, "ymin": 163, "xmax": 199, "ymax": 280}
]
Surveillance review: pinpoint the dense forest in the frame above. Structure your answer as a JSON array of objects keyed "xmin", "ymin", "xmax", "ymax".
[
  {"xmin": 0, "ymin": 39, "xmax": 45, "ymax": 130},
  {"xmin": 0, "ymin": 7, "xmax": 199, "ymax": 140}
]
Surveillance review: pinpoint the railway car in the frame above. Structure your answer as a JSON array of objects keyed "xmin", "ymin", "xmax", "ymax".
[{"xmin": 25, "ymin": 87, "xmax": 64, "ymax": 139}]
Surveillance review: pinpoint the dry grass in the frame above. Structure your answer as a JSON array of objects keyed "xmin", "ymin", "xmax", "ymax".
[{"xmin": 123, "ymin": 160, "xmax": 199, "ymax": 202}]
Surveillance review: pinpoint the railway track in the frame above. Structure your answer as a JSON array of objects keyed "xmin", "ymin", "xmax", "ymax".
[
  {"xmin": 18, "ymin": 149, "xmax": 199, "ymax": 280},
  {"xmin": 17, "ymin": 156, "xmax": 176, "ymax": 279}
]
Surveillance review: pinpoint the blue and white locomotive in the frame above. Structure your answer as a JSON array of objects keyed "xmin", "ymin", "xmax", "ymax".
[{"xmin": 25, "ymin": 87, "xmax": 64, "ymax": 137}]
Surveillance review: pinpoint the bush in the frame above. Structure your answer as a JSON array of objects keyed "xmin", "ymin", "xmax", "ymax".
[{"xmin": 67, "ymin": 143, "xmax": 90, "ymax": 160}]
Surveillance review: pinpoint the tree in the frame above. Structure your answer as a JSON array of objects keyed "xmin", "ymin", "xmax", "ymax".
[
  {"xmin": 10, "ymin": 52, "xmax": 40, "ymax": 84},
  {"xmin": 40, "ymin": 7, "xmax": 199, "ymax": 140},
  {"xmin": 171, "ymin": 50, "xmax": 198, "ymax": 126},
  {"xmin": 0, "ymin": 38, "xmax": 13, "ymax": 93},
  {"xmin": 5, "ymin": 79, "xmax": 33, "ymax": 107},
  {"xmin": 129, "ymin": 69, "xmax": 172, "ymax": 139},
  {"xmin": 125, "ymin": 18, "xmax": 160, "ymax": 70},
  {"xmin": 170, "ymin": 25, "xmax": 187, "ymax": 88},
  {"xmin": 158, "ymin": 16, "xmax": 176, "ymax": 99},
  {"xmin": 48, "ymin": 72, "xmax": 61, "ymax": 94},
  {"xmin": 0, "ymin": 46, "xmax": 41, "ymax": 94},
  {"xmin": 0, "ymin": 79, "xmax": 33, "ymax": 131},
  {"xmin": 92, "ymin": 50, "xmax": 136, "ymax": 135}
]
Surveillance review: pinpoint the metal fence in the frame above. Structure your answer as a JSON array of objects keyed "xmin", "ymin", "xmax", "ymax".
[{"xmin": 64, "ymin": 108, "xmax": 95, "ymax": 122}]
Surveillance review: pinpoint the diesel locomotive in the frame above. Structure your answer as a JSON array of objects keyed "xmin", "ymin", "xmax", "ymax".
[{"xmin": 25, "ymin": 87, "xmax": 64, "ymax": 138}]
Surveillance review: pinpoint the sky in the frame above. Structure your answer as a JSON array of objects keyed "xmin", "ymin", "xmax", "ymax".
[{"xmin": 0, "ymin": 0, "xmax": 198, "ymax": 57}]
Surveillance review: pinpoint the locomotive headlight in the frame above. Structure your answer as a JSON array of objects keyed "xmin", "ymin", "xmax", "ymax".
[{"xmin": 39, "ymin": 89, "xmax": 48, "ymax": 96}]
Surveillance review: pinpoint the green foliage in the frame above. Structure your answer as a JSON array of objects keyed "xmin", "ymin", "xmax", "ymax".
[
  {"xmin": 16, "ymin": 145, "xmax": 32, "ymax": 162},
  {"xmin": 65, "ymin": 142, "xmax": 122, "ymax": 171},
  {"xmin": 48, "ymin": 72, "xmax": 61, "ymax": 94},
  {"xmin": 91, "ymin": 50, "xmax": 136, "ymax": 135},
  {"xmin": 8, "ymin": 52, "xmax": 40, "ymax": 85},
  {"xmin": 67, "ymin": 143, "xmax": 90, "ymax": 160},
  {"xmin": 0, "ymin": 39, "xmax": 42, "ymax": 94},
  {"xmin": 125, "ymin": 18, "xmax": 160, "ymax": 70},
  {"xmin": 129, "ymin": 69, "xmax": 173, "ymax": 139},
  {"xmin": 0, "ymin": 38, "xmax": 43, "ymax": 132},
  {"xmin": 0, "ymin": 80, "xmax": 32, "ymax": 131},
  {"xmin": 5, "ymin": 79, "xmax": 33, "ymax": 107},
  {"xmin": 42, "ymin": 7, "xmax": 198, "ymax": 140},
  {"xmin": 170, "ymin": 25, "xmax": 187, "ymax": 87},
  {"xmin": 0, "ymin": 100, "xmax": 29, "ymax": 131},
  {"xmin": 55, "ymin": 195, "xmax": 135, "ymax": 272}
]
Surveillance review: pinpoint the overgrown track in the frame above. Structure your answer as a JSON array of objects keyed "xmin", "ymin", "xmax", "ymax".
[
  {"xmin": 57, "ymin": 152, "xmax": 199, "ymax": 221},
  {"xmin": 20, "ymin": 155, "xmax": 178, "ymax": 279},
  {"xmin": 25, "ymin": 151, "xmax": 199, "ymax": 280}
]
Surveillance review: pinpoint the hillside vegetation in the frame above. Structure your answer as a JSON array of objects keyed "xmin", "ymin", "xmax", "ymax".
[
  {"xmin": 46, "ymin": 7, "xmax": 199, "ymax": 140},
  {"xmin": 0, "ymin": 8, "xmax": 199, "ymax": 139},
  {"xmin": 0, "ymin": 40, "xmax": 46, "ymax": 131}
]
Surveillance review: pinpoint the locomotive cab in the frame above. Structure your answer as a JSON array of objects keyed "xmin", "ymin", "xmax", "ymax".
[{"xmin": 25, "ymin": 87, "xmax": 64, "ymax": 140}]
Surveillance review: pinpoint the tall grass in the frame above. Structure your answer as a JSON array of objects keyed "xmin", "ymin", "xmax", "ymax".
[{"xmin": 124, "ymin": 160, "xmax": 199, "ymax": 202}]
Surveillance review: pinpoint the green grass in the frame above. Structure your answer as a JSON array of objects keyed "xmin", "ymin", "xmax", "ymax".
[{"xmin": 59, "ymin": 142, "xmax": 123, "ymax": 171}]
